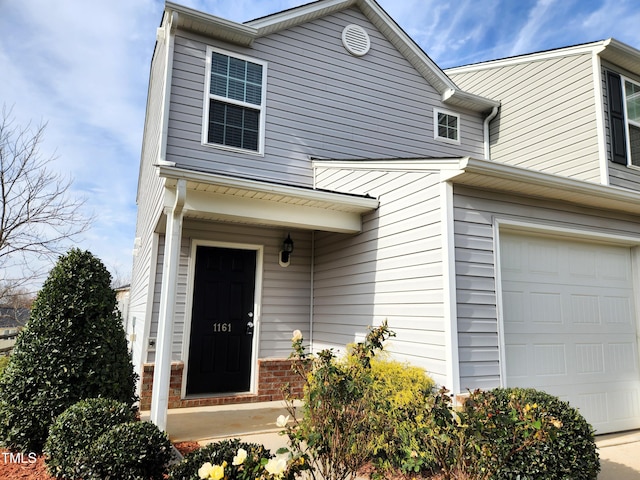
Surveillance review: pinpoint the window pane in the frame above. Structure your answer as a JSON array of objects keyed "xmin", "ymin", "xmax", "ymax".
[
  {"xmin": 626, "ymin": 81, "xmax": 640, "ymax": 123},
  {"xmin": 229, "ymin": 57, "xmax": 246, "ymax": 80},
  {"xmin": 228, "ymin": 79, "xmax": 245, "ymax": 102},
  {"xmin": 630, "ymin": 124, "xmax": 640, "ymax": 167},
  {"xmin": 209, "ymin": 51, "xmax": 262, "ymax": 106},
  {"xmin": 208, "ymin": 100, "xmax": 260, "ymax": 151},
  {"xmin": 211, "ymin": 52, "xmax": 229, "ymax": 76}
]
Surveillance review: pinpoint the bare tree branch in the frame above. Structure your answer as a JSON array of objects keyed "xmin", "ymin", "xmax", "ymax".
[{"xmin": 0, "ymin": 105, "xmax": 93, "ymax": 288}]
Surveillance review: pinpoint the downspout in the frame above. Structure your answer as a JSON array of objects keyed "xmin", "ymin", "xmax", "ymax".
[
  {"xmin": 309, "ymin": 231, "xmax": 315, "ymax": 351},
  {"xmin": 158, "ymin": 10, "xmax": 178, "ymax": 166},
  {"xmin": 483, "ymin": 106, "xmax": 499, "ymax": 160},
  {"xmin": 150, "ymin": 178, "xmax": 186, "ymax": 431}
]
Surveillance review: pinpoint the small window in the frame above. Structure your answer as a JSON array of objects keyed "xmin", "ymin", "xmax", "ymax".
[
  {"xmin": 203, "ymin": 47, "xmax": 267, "ymax": 154},
  {"xmin": 434, "ymin": 108, "xmax": 460, "ymax": 144}
]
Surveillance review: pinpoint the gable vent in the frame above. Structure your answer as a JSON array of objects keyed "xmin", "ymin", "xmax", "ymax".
[{"xmin": 342, "ymin": 24, "xmax": 370, "ymax": 57}]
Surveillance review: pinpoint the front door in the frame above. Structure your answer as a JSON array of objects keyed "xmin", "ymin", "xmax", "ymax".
[{"xmin": 186, "ymin": 246, "xmax": 256, "ymax": 395}]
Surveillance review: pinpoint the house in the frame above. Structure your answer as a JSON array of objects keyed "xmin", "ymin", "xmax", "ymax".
[
  {"xmin": 0, "ymin": 308, "xmax": 29, "ymax": 355},
  {"xmin": 129, "ymin": 0, "xmax": 640, "ymax": 435}
]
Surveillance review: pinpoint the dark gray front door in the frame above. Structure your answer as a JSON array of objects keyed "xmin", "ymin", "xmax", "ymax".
[{"xmin": 186, "ymin": 246, "xmax": 256, "ymax": 395}]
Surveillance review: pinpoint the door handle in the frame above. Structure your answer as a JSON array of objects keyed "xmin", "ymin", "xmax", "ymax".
[{"xmin": 246, "ymin": 321, "xmax": 254, "ymax": 334}]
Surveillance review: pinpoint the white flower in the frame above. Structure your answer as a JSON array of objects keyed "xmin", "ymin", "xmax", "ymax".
[
  {"xmin": 264, "ymin": 456, "xmax": 288, "ymax": 477},
  {"xmin": 198, "ymin": 462, "xmax": 214, "ymax": 479},
  {"xmin": 232, "ymin": 448, "xmax": 247, "ymax": 466},
  {"xmin": 292, "ymin": 330, "xmax": 303, "ymax": 342},
  {"xmin": 276, "ymin": 414, "xmax": 290, "ymax": 428}
]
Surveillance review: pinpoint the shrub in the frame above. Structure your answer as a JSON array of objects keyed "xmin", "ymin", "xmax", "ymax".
[
  {"xmin": 85, "ymin": 421, "xmax": 172, "ymax": 480},
  {"xmin": 168, "ymin": 438, "xmax": 306, "ymax": 480},
  {"xmin": 0, "ymin": 355, "xmax": 9, "ymax": 376},
  {"xmin": 0, "ymin": 249, "xmax": 137, "ymax": 452},
  {"xmin": 44, "ymin": 397, "xmax": 137, "ymax": 479},
  {"xmin": 282, "ymin": 322, "xmax": 395, "ymax": 480},
  {"xmin": 469, "ymin": 388, "xmax": 600, "ymax": 480},
  {"xmin": 360, "ymin": 357, "xmax": 437, "ymax": 474}
]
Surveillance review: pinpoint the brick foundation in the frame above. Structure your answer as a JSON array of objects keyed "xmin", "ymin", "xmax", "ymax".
[{"xmin": 139, "ymin": 359, "xmax": 304, "ymax": 410}]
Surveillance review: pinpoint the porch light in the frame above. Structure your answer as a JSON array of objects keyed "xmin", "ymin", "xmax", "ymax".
[{"xmin": 279, "ymin": 234, "xmax": 294, "ymax": 267}]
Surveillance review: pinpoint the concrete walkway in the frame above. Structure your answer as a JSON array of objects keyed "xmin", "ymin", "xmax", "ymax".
[{"xmin": 142, "ymin": 402, "xmax": 640, "ymax": 479}]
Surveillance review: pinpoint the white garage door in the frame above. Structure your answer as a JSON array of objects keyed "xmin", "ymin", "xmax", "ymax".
[{"xmin": 500, "ymin": 232, "xmax": 640, "ymax": 434}]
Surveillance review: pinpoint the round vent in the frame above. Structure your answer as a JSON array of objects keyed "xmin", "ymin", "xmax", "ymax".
[{"xmin": 342, "ymin": 24, "xmax": 370, "ymax": 57}]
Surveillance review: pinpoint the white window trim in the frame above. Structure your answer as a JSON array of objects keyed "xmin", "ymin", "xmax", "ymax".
[
  {"xmin": 621, "ymin": 75, "xmax": 640, "ymax": 167},
  {"xmin": 202, "ymin": 46, "xmax": 268, "ymax": 156},
  {"xmin": 433, "ymin": 107, "xmax": 461, "ymax": 145}
]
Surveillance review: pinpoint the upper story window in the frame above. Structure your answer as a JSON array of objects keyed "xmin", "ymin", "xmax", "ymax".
[
  {"xmin": 606, "ymin": 70, "xmax": 640, "ymax": 167},
  {"xmin": 434, "ymin": 108, "xmax": 460, "ymax": 144},
  {"xmin": 203, "ymin": 47, "xmax": 267, "ymax": 154},
  {"xmin": 625, "ymin": 79, "xmax": 640, "ymax": 166}
]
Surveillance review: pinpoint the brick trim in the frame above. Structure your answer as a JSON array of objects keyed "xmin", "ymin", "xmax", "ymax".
[{"xmin": 139, "ymin": 359, "xmax": 304, "ymax": 410}]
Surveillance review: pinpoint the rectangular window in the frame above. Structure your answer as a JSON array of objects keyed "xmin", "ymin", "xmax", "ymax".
[
  {"xmin": 434, "ymin": 108, "xmax": 460, "ymax": 144},
  {"xmin": 625, "ymin": 79, "xmax": 640, "ymax": 167},
  {"xmin": 203, "ymin": 48, "xmax": 267, "ymax": 154}
]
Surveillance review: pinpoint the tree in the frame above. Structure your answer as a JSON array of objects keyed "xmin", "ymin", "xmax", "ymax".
[
  {"xmin": 0, "ymin": 105, "xmax": 91, "ymax": 300},
  {"xmin": 0, "ymin": 249, "xmax": 137, "ymax": 452}
]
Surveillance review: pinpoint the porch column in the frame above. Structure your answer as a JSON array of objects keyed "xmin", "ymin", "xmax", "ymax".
[{"xmin": 150, "ymin": 179, "xmax": 186, "ymax": 431}]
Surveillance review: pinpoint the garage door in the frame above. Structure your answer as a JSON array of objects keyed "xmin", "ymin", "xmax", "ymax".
[{"xmin": 500, "ymin": 232, "xmax": 640, "ymax": 434}]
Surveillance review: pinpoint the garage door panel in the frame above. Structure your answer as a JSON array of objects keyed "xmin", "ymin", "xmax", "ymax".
[{"xmin": 500, "ymin": 232, "xmax": 640, "ymax": 434}]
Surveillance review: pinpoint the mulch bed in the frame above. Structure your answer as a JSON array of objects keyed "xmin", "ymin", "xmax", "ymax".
[{"xmin": 0, "ymin": 442, "xmax": 200, "ymax": 480}]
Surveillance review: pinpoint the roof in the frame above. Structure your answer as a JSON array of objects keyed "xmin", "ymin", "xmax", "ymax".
[
  {"xmin": 446, "ymin": 38, "xmax": 640, "ymax": 79},
  {"xmin": 0, "ymin": 308, "xmax": 29, "ymax": 328},
  {"xmin": 163, "ymin": 0, "xmax": 499, "ymax": 113},
  {"xmin": 313, "ymin": 157, "xmax": 640, "ymax": 218}
]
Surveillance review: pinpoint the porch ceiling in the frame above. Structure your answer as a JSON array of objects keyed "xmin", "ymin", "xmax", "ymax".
[{"xmin": 157, "ymin": 166, "xmax": 379, "ymax": 233}]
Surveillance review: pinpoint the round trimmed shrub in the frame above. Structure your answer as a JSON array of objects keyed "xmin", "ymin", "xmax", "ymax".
[
  {"xmin": 44, "ymin": 397, "xmax": 137, "ymax": 479},
  {"xmin": 0, "ymin": 249, "xmax": 137, "ymax": 452},
  {"xmin": 168, "ymin": 438, "xmax": 272, "ymax": 480},
  {"xmin": 86, "ymin": 421, "xmax": 172, "ymax": 480},
  {"xmin": 470, "ymin": 388, "xmax": 600, "ymax": 479}
]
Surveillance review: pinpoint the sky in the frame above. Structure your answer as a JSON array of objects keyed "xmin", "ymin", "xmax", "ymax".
[{"xmin": 1, "ymin": 0, "xmax": 639, "ymax": 291}]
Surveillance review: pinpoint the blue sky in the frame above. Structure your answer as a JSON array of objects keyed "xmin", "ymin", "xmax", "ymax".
[{"xmin": 1, "ymin": 0, "xmax": 639, "ymax": 288}]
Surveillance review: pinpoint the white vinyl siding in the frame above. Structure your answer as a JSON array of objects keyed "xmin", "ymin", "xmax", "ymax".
[
  {"xmin": 146, "ymin": 220, "xmax": 311, "ymax": 363},
  {"xmin": 314, "ymin": 167, "xmax": 448, "ymax": 384},
  {"xmin": 453, "ymin": 185, "xmax": 640, "ymax": 392},
  {"xmin": 167, "ymin": 7, "xmax": 485, "ymax": 187},
  {"xmin": 447, "ymin": 53, "xmax": 601, "ymax": 182}
]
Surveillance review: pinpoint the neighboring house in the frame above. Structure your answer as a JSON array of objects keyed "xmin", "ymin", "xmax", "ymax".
[
  {"xmin": 0, "ymin": 308, "xmax": 29, "ymax": 355},
  {"xmin": 129, "ymin": 0, "xmax": 640, "ymax": 435}
]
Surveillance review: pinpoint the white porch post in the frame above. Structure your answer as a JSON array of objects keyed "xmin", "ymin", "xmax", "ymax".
[{"xmin": 150, "ymin": 179, "xmax": 186, "ymax": 431}]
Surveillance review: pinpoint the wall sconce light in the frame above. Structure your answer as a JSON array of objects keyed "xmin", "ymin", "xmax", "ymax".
[{"xmin": 279, "ymin": 234, "xmax": 294, "ymax": 267}]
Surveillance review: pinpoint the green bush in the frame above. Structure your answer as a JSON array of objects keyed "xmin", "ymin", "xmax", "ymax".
[
  {"xmin": 0, "ymin": 355, "xmax": 9, "ymax": 376},
  {"xmin": 469, "ymin": 388, "xmax": 600, "ymax": 480},
  {"xmin": 85, "ymin": 421, "xmax": 172, "ymax": 480},
  {"xmin": 44, "ymin": 398, "xmax": 137, "ymax": 479},
  {"xmin": 169, "ymin": 438, "xmax": 282, "ymax": 480},
  {"xmin": 0, "ymin": 249, "xmax": 137, "ymax": 452}
]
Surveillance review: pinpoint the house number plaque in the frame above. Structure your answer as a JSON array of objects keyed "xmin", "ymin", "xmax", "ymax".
[{"xmin": 212, "ymin": 323, "xmax": 232, "ymax": 333}]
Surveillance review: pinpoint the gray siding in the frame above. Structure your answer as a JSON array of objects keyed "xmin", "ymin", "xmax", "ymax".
[
  {"xmin": 453, "ymin": 185, "xmax": 640, "ymax": 391},
  {"xmin": 128, "ymin": 38, "xmax": 169, "ymax": 379},
  {"xmin": 167, "ymin": 7, "xmax": 485, "ymax": 187},
  {"xmin": 147, "ymin": 220, "xmax": 312, "ymax": 363},
  {"xmin": 314, "ymin": 167, "xmax": 448, "ymax": 385},
  {"xmin": 448, "ymin": 53, "xmax": 601, "ymax": 182}
]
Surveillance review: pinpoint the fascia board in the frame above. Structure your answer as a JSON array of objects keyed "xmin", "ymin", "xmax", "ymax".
[
  {"xmin": 445, "ymin": 41, "xmax": 606, "ymax": 75},
  {"xmin": 157, "ymin": 165, "xmax": 379, "ymax": 212},
  {"xmin": 313, "ymin": 158, "xmax": 465, "ymax": 172}
]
